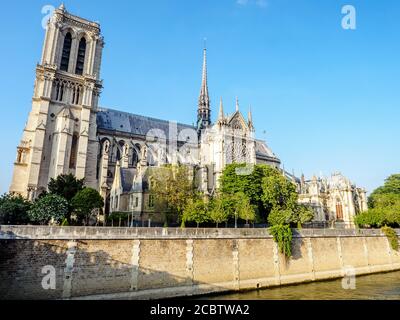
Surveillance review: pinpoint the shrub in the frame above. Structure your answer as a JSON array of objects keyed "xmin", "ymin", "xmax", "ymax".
[
  {"xmin": 269, "ymin": 224, "xmax": 293, "ymax": 258},
  {"xmin": 0, "ymin": 193, "xmax": 31, "ymax": 225},
  {"xmin": 267, "ymin": 207, "xmax": 293, "ymax": 226},
  {"xmin": 354, "ymin": 208, "xmax": 400, "ymax": 228},
  {"xmin": 28, "ymin": 194, "xmax": 68, "ymax": 225},
  {"xmin": 381, "ymin": 226, "xmax": 399, "ymax": 251}
]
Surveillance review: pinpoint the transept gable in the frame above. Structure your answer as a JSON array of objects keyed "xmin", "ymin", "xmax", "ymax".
[{"xmin": 227, "ymin": 111, "xmax": 249, "ymax": 131}]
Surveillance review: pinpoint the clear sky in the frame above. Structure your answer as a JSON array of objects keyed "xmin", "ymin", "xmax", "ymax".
[{"xmin": 0, "ymin": 0, "xmax": 399, "ymax": 194}]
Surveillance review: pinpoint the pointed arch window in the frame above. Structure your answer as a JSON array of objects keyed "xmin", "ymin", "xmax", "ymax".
[
  {"xmin": 75, "ymin": 37, "xmax": 87, "ymax": 75},
  {"xmin": 60, "ymin": 33, "xmax": 72, "ymax": 72}
]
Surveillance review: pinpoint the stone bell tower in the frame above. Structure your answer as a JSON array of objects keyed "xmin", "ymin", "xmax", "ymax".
[{"xmin": 9, "ymin": 4, "xmax": 104, "ymax": 199}]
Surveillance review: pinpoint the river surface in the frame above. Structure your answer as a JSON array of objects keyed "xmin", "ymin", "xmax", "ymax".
[{"xmin": 205, "ymin": 271, "xmax": 400, "ymax": 300}]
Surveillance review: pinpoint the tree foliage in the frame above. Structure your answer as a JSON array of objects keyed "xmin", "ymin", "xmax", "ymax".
[
  {"xmin": 381, "ymin": 226, "xmax": 399, "ymax": 251},
  {"xmin": 181, "ymin": 197, "xmax": 209, "ymax": 227},
  {"xmin": 71, "ymin": 188, "xmax": 104, "ymax": 225},
  {"xmin": 219, "ymin": 164, "xmax": 314, "ymax": 227},
  {"xmin": 208, "ymin": 196, "xmax": 231, "ymax": 227},
  {"xmin": 0, "ymin": 193, "xmax": 31, "ymax": 225},
  {"xmin": 269, "ymin": 224, "xmax": 293, "ymax": 258},
  {"xmin": 28, "ymin": 194, "xmax": 68, "ymax": 225},
  {"xmin": 219, "ymin": 164, "xmax": 267, "ymax": 216},
  {"xmin": 368, "ymin": 174, "xmax": 400, "ymax": 208},
  {"xmin": 149, "ymin": 165, "xmax": 196, "ymax": 224},
  {"xmin": 268, "ymin": 204, "xmax": 314, "ymax": 227},
  {"xmin": 234, "ymin": 192, "xmax": 256, "ymax": 224},
  {"xmin": 261, "ymin": 168, "xmax": 298, "ymax": 211},
  {"xmin": 355, "ymin": 174, "xmax": 400, "ymax": 228},
  {"xmin": 48, "ymin": 174, "xmax": 85, "ymax": 202}
]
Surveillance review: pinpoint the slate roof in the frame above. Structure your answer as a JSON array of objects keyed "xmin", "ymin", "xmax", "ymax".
[
  {"xmin": 255, "ymin": 139, "xmax": 280, "ymax": 162},
  {"xmin": 97, "ymin": 108, "xmax": 196, "ymax": 141}
]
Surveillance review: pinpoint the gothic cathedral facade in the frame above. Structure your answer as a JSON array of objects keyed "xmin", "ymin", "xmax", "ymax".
[{"xmin": 9, "ymin": 5, "xmax": 367, "ymax": 226}]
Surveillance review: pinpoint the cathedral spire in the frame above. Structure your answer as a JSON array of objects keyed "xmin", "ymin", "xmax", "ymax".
[
  {"xmin": 248, "ymin": 106, "xmax": 254, "ymax": 129},
  {"xmin": 235, "ymin": 97, "xmax": 239, "ymax": 112},
  {"xmin": 217, "ymin": 97, "xmax": 225, "ymax": 124},
  {"xmin": 197, "ymin": 44, "xmax": 211, "ymax": 130}
]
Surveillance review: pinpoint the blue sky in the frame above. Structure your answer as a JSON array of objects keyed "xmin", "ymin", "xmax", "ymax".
[{"xmin": 0, "ymin": 0, "xmax": 399, "ymax": 194}]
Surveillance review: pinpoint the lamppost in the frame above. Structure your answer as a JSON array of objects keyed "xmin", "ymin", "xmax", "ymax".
[
  {"xmin": 131, "ymin": 202, "xmax": 134, "ymax": 228},
  {"xmin": 234, "ymin": 210, "xmax": 238, "ymax": 229}
]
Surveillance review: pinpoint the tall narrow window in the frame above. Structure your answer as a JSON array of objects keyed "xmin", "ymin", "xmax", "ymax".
[
  {"xmin": 336, "ymin": 201, "xmax": 343, "ymax": 220},
  {"xmin": 69, "ymin": 134, "xmax": 79, "ymax": 169},
  {"xmin": 60, "ymin": 33, "xmax": 72, "ymax": 72},
  {"xmin": 75, "ymin": 37, "xmax": 87, "ymax": 75}
]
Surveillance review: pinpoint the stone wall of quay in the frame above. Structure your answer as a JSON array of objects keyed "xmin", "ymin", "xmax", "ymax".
[{"xmin": 0, "ymin": 226, "xmax": 399, "ymax": 300}]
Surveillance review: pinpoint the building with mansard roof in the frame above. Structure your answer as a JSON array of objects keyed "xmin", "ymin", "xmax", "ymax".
[{"xmin": 9, "ymin": 5, "xmax": 366, "ymax": 226}]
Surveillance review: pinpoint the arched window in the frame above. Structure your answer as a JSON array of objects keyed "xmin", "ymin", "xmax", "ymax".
[
  {"xmin": 69, "ymin": 134, "xmax": 79, "ymax": 169},
  {"xmin": 60, "ymin": 33, "xmax": 72, "ymax": 72},
  {"xmin": 75, "ymin": 37, "xmax": 87, "ymax": 75}
]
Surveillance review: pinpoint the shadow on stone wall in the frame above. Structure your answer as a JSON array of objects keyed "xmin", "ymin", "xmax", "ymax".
[{"xmin": 0, "ymin": 236, "xmax": 203, "ymax": 300}]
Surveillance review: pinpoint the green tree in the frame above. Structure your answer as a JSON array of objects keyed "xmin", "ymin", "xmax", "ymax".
[
  {"xmin": 208, "ymin": 195, "xmax": 231, "ymax": 227},
  {"xmin": 28, "ymin": 194, "xmax": 68, "ymax": 225},
  {"xmin": 219, "ymin": 164, "xmax": 267, "ymax": 216},
  {"xmin": 0, "ymin": 193, "xmax": 31, "ymax": 225},
  {"xmin": 182, "ymin": 198, "xmax": 209, "ymax": 227},
  {"xmin": 71, "ymin": 188, "xmax": 104, "ymax": 225},
  {"xmin": 48, "ymin": 174, "xmax": 85, "ymax": 201},
  {"xmin": 355, "ymin": 174, "xmax": 400, "ymax": 228},
  {"xmin": 149, "ymin": 165, "xmax": 196, "ymax": 224},
  {"xmin": 267, "ymin": 205, "xmax": 314, "ymax": 228},
  {"xmin": 48, "ymin": 174, "xmax": 85, "ymax": 222},
  {"xmin": 235, "ymin": 192, "xmax": 256, "ymax": 224},
  {"xmin": 368, "ymin": 174, "xmax": 400, "ymax": 208},
  {"xmin": 261, "ymin": 168, "xmax": 298, "ymax": 211},
  {"xmin": 219, "ymin": 164, "xmax": 313, "ymax": 226}
]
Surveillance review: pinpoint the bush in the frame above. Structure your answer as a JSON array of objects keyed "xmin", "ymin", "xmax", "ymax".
[
  {"xmin": 354, "ymin": 208, "xmax": 400, "ymax": 228},
  {"xmin": 381, "ymin": 226, "xmax": 399, "ymax": 251},
  {"xmin": 107, "ymin": 212, "xmax": 130, "ymax": 222},
  {"xmin": 267, "ymin": 204, "xmax": 314, "ymax": 227},
  {"xmin": 267, "ymin": 207, "xmax": 293, "ymax": 225},
  {"xmin": 0, "ymin": 193, "xmax": 31, "ymax": 225},
  {"xmin": 28, "ymin": 194, "xmax": 68, "ymax": 225},
  {"xmin": 269, "ymin": 224, "xmax": 293, "ymax": 258}
]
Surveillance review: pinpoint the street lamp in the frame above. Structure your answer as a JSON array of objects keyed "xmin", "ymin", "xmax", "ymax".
[{"xmin": 234, "ymin": 210, "xmax": 238, "ymax": 229}]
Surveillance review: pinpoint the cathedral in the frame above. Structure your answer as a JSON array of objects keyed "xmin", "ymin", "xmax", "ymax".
[{"xmin": 9, "ymin": 5, "xmax": 367, "ymax": 226}]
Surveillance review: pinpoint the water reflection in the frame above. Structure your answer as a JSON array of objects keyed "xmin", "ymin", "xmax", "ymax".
[{"xmin": 206, "ymin": 271, "xmax": 400, "ymax": 300}]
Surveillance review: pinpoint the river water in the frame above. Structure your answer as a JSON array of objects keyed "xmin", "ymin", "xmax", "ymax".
[{"xmin": 206, "ymin": 271, "xmax": 400, "ymax": 300}]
